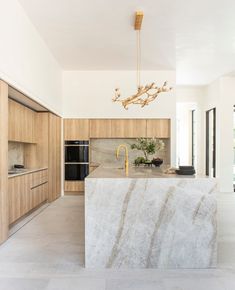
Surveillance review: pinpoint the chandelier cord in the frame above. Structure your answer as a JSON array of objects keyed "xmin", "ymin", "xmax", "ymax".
[{"xmin": 137, "ymin": 30, "xmax": 141, "ymax": 88}]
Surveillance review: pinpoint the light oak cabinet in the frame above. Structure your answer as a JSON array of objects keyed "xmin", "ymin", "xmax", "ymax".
[
  {"xmin": 64, "ymin": 119, "xmax": 89, "ymax": 140},
  {"xmin": 8, "ymin": 169, "xmax": 48, "ymax": 225},
  {"xmin": 89, "ymin": 119, "xmax": 112, "ymax": 138},
  {"xmin": 111, "ymin": 119, "xmax": 146, "ymax": 138},
  {"xmin": 48, "ymin": 113, "xmax": 61, "ymax": 202},
  {"xmin": 8, "ymin": 99, "xmax": 36, "ymax": 143},
  {"xmin": 146, "ymin": 119, "xmax": 170, "ymax": 138},
  {"xmin": 0, "ymin": 80, "xmax": 8, "ymax": 243},
  {"xmin": 64, "ymin": 181, "xmax": 84, "ymax": 193}
]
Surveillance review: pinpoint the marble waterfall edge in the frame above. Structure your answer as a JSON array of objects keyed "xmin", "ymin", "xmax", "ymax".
[{"xmin": 85, "ymin": 176, "xmax": 217, "ymax": 269}]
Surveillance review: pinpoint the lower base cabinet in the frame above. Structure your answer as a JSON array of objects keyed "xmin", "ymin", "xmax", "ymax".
[
  {"xmin": 64, "ymin": 181, "xmax": 84, "ymax": 195},
  {"xmin": 8, "ymin": 169, "xmax": 48, "ymax": 225}
]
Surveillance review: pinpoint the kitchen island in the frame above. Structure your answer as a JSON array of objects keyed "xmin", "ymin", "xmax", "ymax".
[{"xmin": 85, "ymin": 165, "xmax": 217, "ymax": 269}]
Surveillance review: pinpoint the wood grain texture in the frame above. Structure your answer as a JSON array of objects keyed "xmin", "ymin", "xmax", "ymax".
[
  {"xmin": 35, "ymin": 113, "xmax": 49, "ymax": 167},
  {"xmin": 89, "ymin": 119, "xmax": 112, "ymax": 138},
  {"xmin": 8, "ymin": 169, "xmax": 48, "ymax": 225},
  {"xmin": 64, "ymin": 181, "xmax": 84, "ymax": 192},
  {"xmin": 0, "ymin": 81, "xmax": 9, "ymax": 243},
  {"xmin": 48, "ymin": 113, "xmax": 61, "ymax": 202},
  {"xmin": 8, "ymin": 99, "xmax": 36, "ymax": 143},
  {"xmin": 64, "ymin": 119, "xmax": 89, "ymax": 140},
  {"xmin": 146, "ymin": 119, "xmax": 171, "ymax": 138},
  {"xmin": 111, "ymin": 119, "xmax": 146, "ymax": 138}
]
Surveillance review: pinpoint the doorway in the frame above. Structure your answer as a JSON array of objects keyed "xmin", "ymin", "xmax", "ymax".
[
  {"xmin": 206, "ymin": 108, "xmax": 216, "ymax": 177},
  {"xmin": 233, "ymin": 106, "xmax": 235, "ymax": 191}
]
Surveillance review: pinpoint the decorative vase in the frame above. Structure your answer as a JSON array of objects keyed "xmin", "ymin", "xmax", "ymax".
[{"xmin": 152, "ymin": 158, "xmax": 163, "ymax": 167}]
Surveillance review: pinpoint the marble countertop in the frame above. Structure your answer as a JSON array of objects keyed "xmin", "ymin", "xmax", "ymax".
[
  {"xmin": 8, "ymin": 167, "xmax": 48, "ymax": 178},
  {"xmin": 86, "ymin": 164, "xmax": 210, "ymax": 179}
]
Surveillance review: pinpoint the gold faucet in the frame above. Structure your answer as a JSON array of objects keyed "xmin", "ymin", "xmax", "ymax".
[{"xmin": 116, "ymin": 144, "xmax": 129, "ymax": 176}]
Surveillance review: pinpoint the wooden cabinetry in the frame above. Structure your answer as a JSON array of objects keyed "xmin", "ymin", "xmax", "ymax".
[
  {"xmin": 64, "ymin": 119, "xmax": 89, "ymax": 140},
  {"xmin": 8, "ymin": 169, "xmax": 48, "ymax": 225},
  {"xmin": 89, "ymin": 119, "xmax": 112, "ymax": 138},
  {"xmin": 111, "ymin": 119, "xmax": 146, "ymax": 138},
  {"xmin": 64, "ymin": 181, "xmax": 84, "ymax": 194},
  {"xmin": 48, "ymin": 113, "xmax": 61, "ymax": 202},
  {"xmin": 8, "ymin": 99, "xmax": 36, "ymax": 143},
  {"xmin": 146, "ymin": 119, "xmax": 170, "ymax": 138},
  {"xmin": 0, "ymin": 80, "xmax": 8, "ymax": 243}
]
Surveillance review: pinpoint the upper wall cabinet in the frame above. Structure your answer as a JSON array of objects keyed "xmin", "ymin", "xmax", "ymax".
[
  {"xmin": 111, "ymin": 119, "xmax": 146, "ymax": 138},
  {"xmin": 146, "ymin": 119, "xmax": 170, "ymax": 138},
  {"xmin": 89, "ymin": 119, "xmax": 112, "ymax": 138},
  {"xmin": 64, "ymin": 119, "xmax": 89, "ymax": 140},
  {"xmin": 8, "ymin": 99, "xmax": 36, "ymax": 143}
]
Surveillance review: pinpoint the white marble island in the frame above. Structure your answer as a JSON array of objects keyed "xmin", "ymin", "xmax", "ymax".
[{"xmin": 85, "ymin": 166, "xmax": 217, "ymax": 269}]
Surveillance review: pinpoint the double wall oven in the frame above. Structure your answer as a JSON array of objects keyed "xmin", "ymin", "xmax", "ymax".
[{"xmin": 64, "ymin": 141, "xmax": 89, "ymax": 180}]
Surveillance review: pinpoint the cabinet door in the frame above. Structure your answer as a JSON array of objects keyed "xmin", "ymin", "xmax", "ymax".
[
  {"xmin": 64, "ymin": 181, "xmax": 84, "ymax": 193},
  {"xmin": 89, "ymin": 119, "xmax": 112, "ymax": 138},
  {"xmin": 31, "ymin": 183, "xmax": 48, "ymax": 208},
  {"xmin": 146, "ymin": 119, "xmax": 170, "ymax": 138},
  {"xmin": 20, "ymin": 174, "xmax": 31, "ymax": 216},
  {"xmin": 8, "ymin": 177, "xmax": 21, "ymax": 224},
  {"xmin": 64, "ymin": 119, "xmax": 89, "ymax": 140},
  {"xmin": 49, "ymin": 114, "xmax": 61, "ymax": 202},
  {"xmin": 8, "ymin": 99, "xmax": 22, "ymax": 141},
  {"xmin": 56, "ymin": 117, "xmax": 61, "ymax": 198},
  {"xmin": 23, "ymin": 106, "xmax": 36, "ymax": 143},
  {"xmin": 8, "ymin": 99, "xmax": 36, "ymax": 143},
  {"xmin": 111, "ymin": 119, "xmax": 146, "ymax": 138}
]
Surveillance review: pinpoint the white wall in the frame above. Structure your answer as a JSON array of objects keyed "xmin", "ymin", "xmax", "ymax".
[
  {"xmin": 62, "ymin": 70, "xmax": 176, "ymax": 164},
  {"xmin": 176, "ymin": 81, "xmax": 234, "ymax": 192},
  {"xmin": 0, "ymin": 0, "xmax": 62, "ymax": 114},
  {"xmin": 176, "ymin": 86, "xmax": 206, "ymax": 175}
]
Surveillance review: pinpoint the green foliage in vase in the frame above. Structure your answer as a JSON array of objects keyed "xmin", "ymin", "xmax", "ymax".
[{"xmin": 131, "ymin": 138, "xmax": 165, "ymax": 162}]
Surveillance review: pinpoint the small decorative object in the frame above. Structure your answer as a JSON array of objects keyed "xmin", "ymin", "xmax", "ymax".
[
  {"xmin": 134, "ymin": 156, "xmax": 146, "ymax": 166},
  {"xmin": 164, "ymin": 167, "xmax": 177, "ymax": 174},
  {"xmin": 176, "ymin": 166, "xmax": 195, "ymax": 175},
  {"xmin": 112, "ymin": 11, "xmax": 172, "ymax": 110},
  {"xmin": 131, "ymin": 138, "xmax": 165, "ymax": 166},
  {"xmin": 152, "ymin": 157, "xmax": 163, "ymax": 167}
]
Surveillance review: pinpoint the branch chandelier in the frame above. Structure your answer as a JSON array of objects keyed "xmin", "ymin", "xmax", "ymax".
[{"xmin": 112, "ymin": 11, "xmax": 173, "ymax": 110}]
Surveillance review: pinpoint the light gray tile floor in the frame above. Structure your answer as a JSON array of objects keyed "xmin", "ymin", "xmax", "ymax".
[{"xmin": 0, "ymin": 194, "xmax": 234, "ymax": 290}]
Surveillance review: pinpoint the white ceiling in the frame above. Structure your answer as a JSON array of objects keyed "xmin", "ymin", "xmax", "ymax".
[{"xmin": 18, "ymin": 0, "xmax": 235, "ymax": 85}]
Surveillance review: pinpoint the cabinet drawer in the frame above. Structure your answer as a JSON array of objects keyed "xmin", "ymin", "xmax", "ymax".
[
  {"xmin": 31, "ymin": 182, "xmax": 48, "ymax": 208},
  {"xmin": 31, "ymin": 170, "xmax": 48, "ymax": 188},
  {"xmin": 64, "ymin": 181, "xmax": 84, "ymax": 192}
]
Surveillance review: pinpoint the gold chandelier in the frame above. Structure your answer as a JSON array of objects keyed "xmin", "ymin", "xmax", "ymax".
[{"xmin": 112, "ymin": 11, "xmax": 172, "ymax": 110}]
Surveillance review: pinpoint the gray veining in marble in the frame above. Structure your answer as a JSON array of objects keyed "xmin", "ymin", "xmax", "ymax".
[
  {"xmin": 0, "ymin": 194, "xmax": 235, "ymax": 289},
  {"xmin": 90, "ymin": 138, "xmax": 170, "ymax": 166},
  {"xmin": 85, "ymin": 174, "xmax": 217, "ymax": 269}
]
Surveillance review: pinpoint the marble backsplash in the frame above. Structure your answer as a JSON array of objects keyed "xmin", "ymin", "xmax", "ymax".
[
  {"xmin": 8, "ymin": 142, "xmax": 24, "ymax": 170},
  {"xmin": 90, "ymin": 138, "xmax": 170, "ymax": 166}
]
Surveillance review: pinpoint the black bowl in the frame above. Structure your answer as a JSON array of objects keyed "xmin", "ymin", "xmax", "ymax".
[{"xmin": 152, "ymin": 159, "xmax": 163, "ymax": 167}]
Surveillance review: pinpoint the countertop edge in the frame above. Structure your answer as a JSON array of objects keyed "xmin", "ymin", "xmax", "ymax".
[{"xmin": 8, "ymin": 167, "xmax": 48, "ymax": 178}]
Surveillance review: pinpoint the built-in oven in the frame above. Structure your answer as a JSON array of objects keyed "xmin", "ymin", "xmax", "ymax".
[{"xmin": 64, "ymin": 140, "xmax": 89, "ymax": 180}]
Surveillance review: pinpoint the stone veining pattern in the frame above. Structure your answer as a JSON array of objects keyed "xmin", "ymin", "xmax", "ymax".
[{"xmin": 85, "ymin": 178, "xmax": 217, "ymax": 269}]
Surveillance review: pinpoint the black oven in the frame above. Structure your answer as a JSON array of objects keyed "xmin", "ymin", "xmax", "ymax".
[
  {"xmin": 65, "ymin": 140, "xmax": 89, "ymax": 162},
  {"xmin": 65, "ymin": 164, "xmax": 89, "ymax": 180},
  {"xmin": 64, "ymin": 140, "xmax": 89, "ymax": 181}
]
